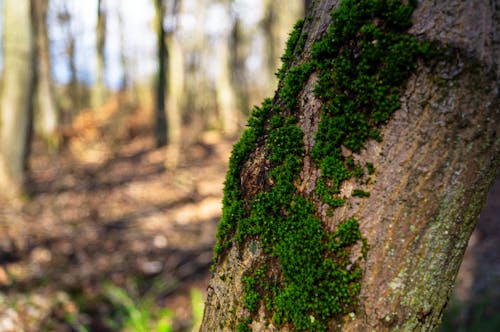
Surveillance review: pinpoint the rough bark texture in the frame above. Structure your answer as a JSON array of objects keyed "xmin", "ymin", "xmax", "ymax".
[
  {"xmin": 201, "ymin": 0, "xmax": 499, "ymax": 331},
  {"xmin": 0, "ymin": 0, "xmax": 35, "ymax": 196}
]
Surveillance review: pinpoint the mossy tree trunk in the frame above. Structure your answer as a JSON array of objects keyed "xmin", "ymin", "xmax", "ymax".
[
  {"xmin": 201, "ymin": 0, "xmax": 499, "ymax": 331},
  {"xmin": 0, "ymin": 0, "xmax": 36, "ymax": 197}
]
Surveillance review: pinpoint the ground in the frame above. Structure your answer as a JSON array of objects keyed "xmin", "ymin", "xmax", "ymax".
[
  {"xmin": 0, "ymin": 109, "xmax": 234, "ymax": 331},
  {"xmin": 0, "ymin": 106, "xmax": 497, "ymax": 331}
]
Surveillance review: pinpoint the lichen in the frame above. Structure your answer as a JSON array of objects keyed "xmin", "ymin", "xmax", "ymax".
[{"xmin": 213, "ymin": 0, "xmax": 436, "ymax": 330}]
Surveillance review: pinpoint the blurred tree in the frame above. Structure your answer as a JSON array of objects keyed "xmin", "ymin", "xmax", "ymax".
[
  {"xmin": 55, "ymin": 2, "xmax": 79, "ymax": 121},
  {"xmin": 261, "ymin": 0, "xmax": 304, "ymax": 94},
  {"xmin": 154, "ymin": 0, "xmax": 168, "ymax": 147},
  {"xmin": 181, "ymin": 0, "xmax": 215, "ymax": 144},
  {"xmin": 201, "ymin": 0, "xmax": 499, "ymax": 331},
  {"xmin": 229, "ymin": 18, "xmax": 249, "ymax": 123},
  {"xmin": 33, "ymin": 0, "xmax": 60, "ymax": 148},
  {"xmin": 117, "ymin": 7, "xmax": 129, "ymax": 92},
  {"xmin": 154, "ymin": 0, "xmax": 183, "ymax": 169},
  {"xmin": 92, "ymin": 0, "xmax": 107, "ymax": 108},
  {"xmin": 165, "ymin": 29, "xmax": 183, "ymax": 170},
  {"xmin": 213, "ymin": 1, "xmax": 239, "ymax": 137},
  {"xmin": 0, "ymin": 0, "xmax": 36, "ymax": 196}
]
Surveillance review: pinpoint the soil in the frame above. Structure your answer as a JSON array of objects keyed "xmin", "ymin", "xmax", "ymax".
[{"xmin": 0, "ymin": 114, "xmax": 235, "ymax": 331}]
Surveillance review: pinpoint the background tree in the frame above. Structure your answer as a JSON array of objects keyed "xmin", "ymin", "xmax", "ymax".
[
  {"xmin": 54, "ymin": 2, "xmax": 79, "ymax": 122},
  {"xmin": 164, "ymin": 20, "xmax": 183, "ymax": 170},
  {"xmin": 0, "ymin": 0, "xmax": 36, "ymax": 197},
  {"xmin": 92, "ymin": 0, "xmax": 107, "ymax": 109},
  {"xmin": 261, "ymin": 0, "xmax": 304, "ymax": 95},
  {"xmin": 213, "ymin": 0, "xmax": 239, "ymax": 137},
  {"xmin": 117, "ymin": 6, "xmax": 129, "ymax": 92},
  {"xmin": 201, "ymin": 0, "xmax": 499, "ymax": 331},
  {"xmin": 154, "ymin": 0, "xmax": 168, "ymax": 147},
  {"xmin": 33, "ymin": 0, "xmax": 60, "ymax": 148}
]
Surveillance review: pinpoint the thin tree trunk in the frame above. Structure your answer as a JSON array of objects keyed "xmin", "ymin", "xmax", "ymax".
[
  {"xmin": 92, "ymin": 0, "xmax": 107, "ymax": 109},
  {"xmin": 261, "ymin": 0, "xmax": 304, "ymax": 98},
  {"xmin": 164, "ymin": 33, "xmax": 183, "ymax": 170},
  {"xmin": 117, "ymin": 7, "xmax": 129, "ymax": 92},
  {"xmin": 0, "ymin": 0, "xmax": 36, "ymax": 197},
  {"xmin": 214, "ymin": 31, "xmax": 239, "ymax": 137},
  {"xmin": 33, "ymin": 0, "xmax": 60, "ymax": 148},
  {"xmin": 154, "ymin": 0, "xmax": 168, "ymax": 147},
  {"xmin": 201, "ymin": 0, "xmax": 499, "ymax": 331},
  {"xmin": 182, "ymin": 0, "xmax": 213, "ymax": 144}
]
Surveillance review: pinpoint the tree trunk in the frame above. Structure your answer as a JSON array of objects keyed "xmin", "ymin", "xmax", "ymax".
[
  {"xmin": 117, "ymin": 7, "xmax": 129, "ymax": 92},
  {"xmin": 164, "ymin": 33, "xmax": 183, "ymax": 170},
  {"xmin": 261, "ymin": 0, "xmax": 304, "ymax": 94},
  {"xmin": 214, "ymin": 32, "xmax": 239, "ymax": 137},
  {"xmin": 33, "ymin": 0, "xmax": 60, "ymax": 148},
  {"xmin": 154, "ymin": 0, "xmax": 168, "ymax": 147},
  {"xmin": 201, "ymin": 0, "xmax": 499, "ymax": 331},
  {"xmin": 92, "ymin": 0, "xmax": 107, "ymax": 109},
  {"xmin": 0, "ymin": 0, "xmax": 36, "ymax": 197}
]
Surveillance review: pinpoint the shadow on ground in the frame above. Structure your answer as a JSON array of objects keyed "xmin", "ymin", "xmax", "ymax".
[{"xmin": 0, "ymin": 127, "xmax": 234, "ymax": 331}]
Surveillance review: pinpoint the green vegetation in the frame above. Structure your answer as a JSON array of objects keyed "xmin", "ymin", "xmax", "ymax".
[
  {"xmin": 102, "ymin": 284, "xmax": 204, "ymax": 332},
  {"xmin": 352, "ymin": 189, "xmax": 370, "ymax": 198},
  {"xmin": 214, "ymin": 0, "xmax": 436, "ymax": 330},
  {"xmin": 189, "ymin": 288, "xmax": 205, "ymax": 332},
  {"xmin": 276, "ymin": 19, "xmax": 306, "ymax": 81},
  {"xmin": 103, "ymin": 283, "xmax": 174, "ymax": 332}
]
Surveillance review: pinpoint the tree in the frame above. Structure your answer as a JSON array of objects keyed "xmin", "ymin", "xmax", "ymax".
[
  {"xmin": 0, "ymin": 0, "xmax": 36, "ymax": 197},
  {"xmin": 164, "ymin": 31, "xmax": 183, "ymax": 170},
  {"xmin": 154, "ymin": 0, "xmax": 168, "ymax": 147},
  {"xmin": 33, "ymin": 0, "xmax": 60, "ymax": 148},
  {"xmin": 153, "ymin": 0, "xmax": 183, "ymax": 168},
  {"xmin": 213, "ymin": 1, "xmax": 239, "ymax": 137},
  {"xmin": 261, "ymin": 0, "xmax": 304, "ymax": 96},
  {"xmin": 92, "ymin": 0, "xmax": 107, "ymax": 108},
  {"xmin": 201, "ymin": 0, "xmax": 499, "ymax": 331}
]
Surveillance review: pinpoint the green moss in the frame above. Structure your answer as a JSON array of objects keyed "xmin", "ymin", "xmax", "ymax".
[
  {"xmin": 213, "ymin": 98, "xmax": 273, "ymax": 259},
  {"xmin": 279, "ymin": 62, "xmax": 315, "ymax": 110},
  {"xmin": 366, "ymin": 162, "xmax": 375, "ymax": 175},
  {"xmin": 276, "ymin": 19, "xmax": 306, "ymax": 81},
  {"xmin": 352, "ymin": 189, "xmax": 371, "ymax": 198},
  {"xmin": 213, "ymin": 0, "xmax": 435, "ymax": 330},
  {"xmin": 236, "ymin": 317, "xmax": 252, "ymax": 332}
]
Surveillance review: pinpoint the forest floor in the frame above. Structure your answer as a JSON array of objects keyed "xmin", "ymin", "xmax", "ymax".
[
  {"xmin": 0, "ymin": 106, "xmax": 235, "ymax": 331},
  {"xmin": 0, "ymin": 104, "xmax": 498, "ymax": 331}
]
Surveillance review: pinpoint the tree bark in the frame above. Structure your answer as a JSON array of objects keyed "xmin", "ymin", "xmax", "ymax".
[
  {"xmin": 33, "ymin": 0, "xmax": 60, "ymax": 148},
  {"xmin": 0, "ymin": 0, "xmax": 36, "ymax": 197},
  {"xmin": 201, "ymin": 0, "xmax": 499, "ymax": 331}
]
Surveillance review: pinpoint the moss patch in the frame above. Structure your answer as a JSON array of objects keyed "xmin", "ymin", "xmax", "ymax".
[{"xmin": 214, "ymin": 0, "xmax": 435, "ymax": 330}]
